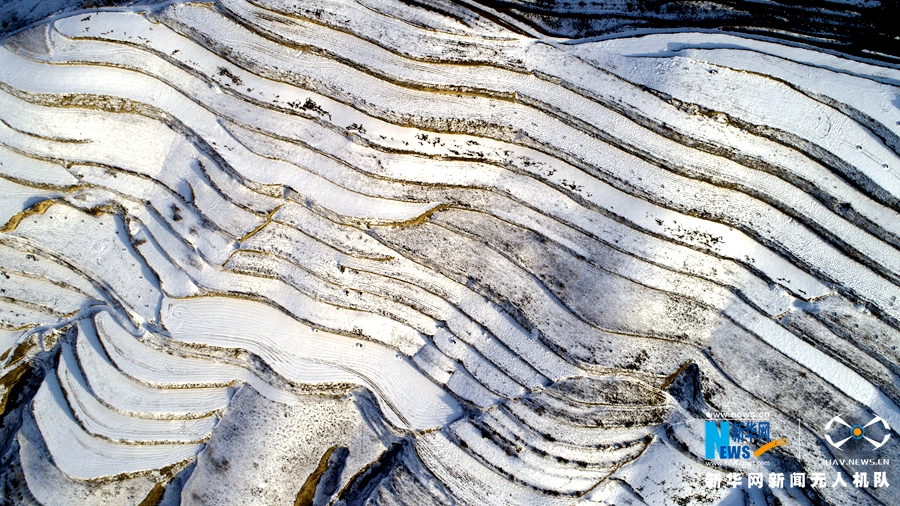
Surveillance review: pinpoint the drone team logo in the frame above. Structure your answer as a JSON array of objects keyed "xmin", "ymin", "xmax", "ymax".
[{"xmin": 824, "ymin": 415, "xmax": 891, "ymax": 450}]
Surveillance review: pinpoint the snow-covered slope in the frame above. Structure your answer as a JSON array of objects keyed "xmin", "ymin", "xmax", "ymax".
[
  {"xmin": 456, "ymin": 0, "xmax": 900, "ymax": 63},
  {"xmin": 1, "ymin": 1, "xmax": 899, "ymax": 504}
]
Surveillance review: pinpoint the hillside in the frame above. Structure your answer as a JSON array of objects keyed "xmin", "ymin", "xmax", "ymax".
[{"xmin": 1, "ymin": 1, "xmax": 899, "ymax": 504}]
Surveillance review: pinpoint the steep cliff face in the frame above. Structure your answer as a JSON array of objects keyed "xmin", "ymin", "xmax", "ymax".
[{"xmin": 1, "ymin": 1, "xmax": 899, "ymax": 505}]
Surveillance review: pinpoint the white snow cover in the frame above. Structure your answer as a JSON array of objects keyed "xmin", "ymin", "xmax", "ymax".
[{"xmin": 1, "ymin": 1, "xmax": 900, "ymax": 504}]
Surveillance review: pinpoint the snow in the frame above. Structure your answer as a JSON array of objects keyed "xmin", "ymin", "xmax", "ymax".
[
  {"xmin": 160, "ymin": 295, "xmax": 463, "ymax": 430},
  {"xmin": 32, "ymin": 362, "xmax": 202, "ymax": 480},
  {"xmin": 2, "ymin": 0, "xmax": 900, "ymax": 503},
  {"xmin": 58, "ymin": 341, "xmax": 217, "ymax": 443},
  {"xmin": 75, "ymin": 319, "xmax": 231, "ymax": 418}
]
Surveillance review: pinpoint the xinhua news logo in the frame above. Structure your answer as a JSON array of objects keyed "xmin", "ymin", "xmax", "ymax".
[{"xmin": 705, "ymin": 420, "xmax": 788, "ymax": 460}]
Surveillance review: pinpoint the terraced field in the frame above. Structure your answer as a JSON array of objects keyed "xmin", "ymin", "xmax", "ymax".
[{"xmin": 1, "ymin": 1, "xmax": 899, "ymax": 504}]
